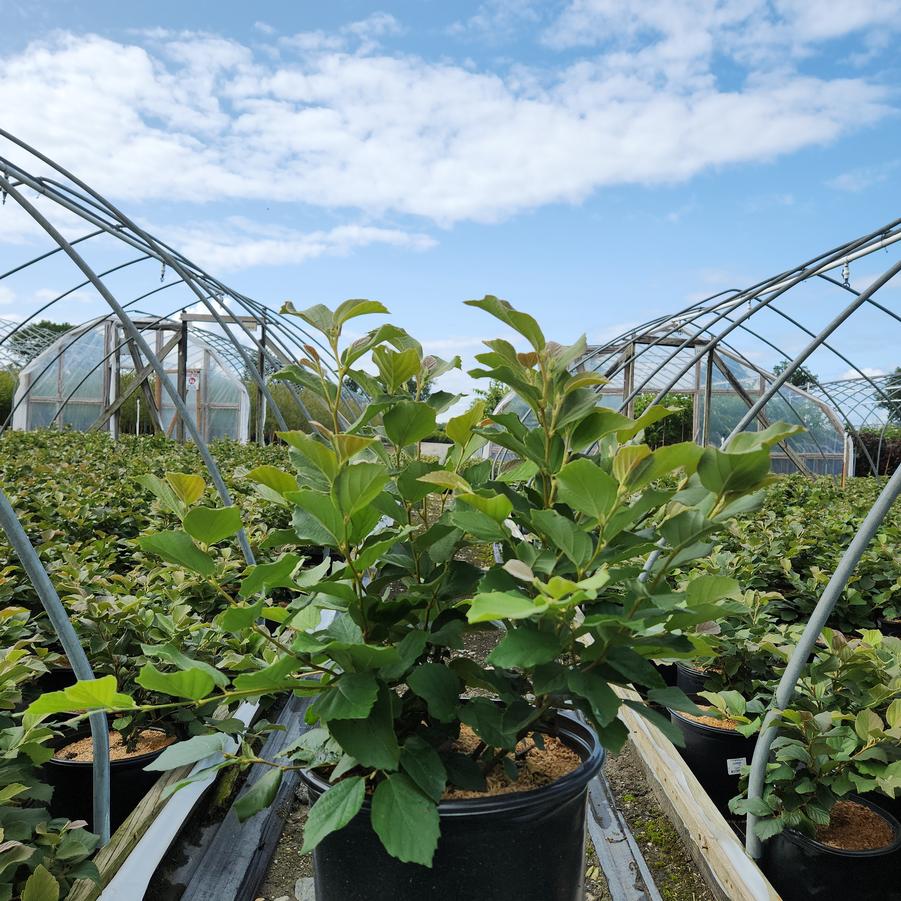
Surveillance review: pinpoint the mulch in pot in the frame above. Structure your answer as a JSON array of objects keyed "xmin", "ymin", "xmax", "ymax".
[{"xmin": 816, "ymin": 799, "xmax": 894, "ymax": 851}]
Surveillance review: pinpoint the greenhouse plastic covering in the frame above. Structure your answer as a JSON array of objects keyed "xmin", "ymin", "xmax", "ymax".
[{"xmin": 12, "ymin": 317, "xmax": 250, "ymax": 442}]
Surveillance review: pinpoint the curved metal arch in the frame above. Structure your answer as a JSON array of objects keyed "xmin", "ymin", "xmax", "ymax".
[{"xmin": 0, "ymin": 151, "xmax": 290, "ymax": 436}]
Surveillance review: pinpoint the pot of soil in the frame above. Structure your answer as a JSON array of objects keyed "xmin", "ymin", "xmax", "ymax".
[
  {"xmin": 878, "ymin": 616, "xmax": 901, "ymax": 639},
  {"xmin": 668, "ymin": 708, "xmax": 755, "ymax": 814},
  {"xmin": 299, "ymin": 712, "xmax": 603, "ymax": 901},
  {"xmin": 45, "ymin": 726, "xmax": 176, "ymax": 832},
  {"xmin": 760, "ymin": 795, "xmax": 901, "ymax": 901},
  {"xmin": 675, "ymin": 662, "xmax": 709, "ymax": 700}
]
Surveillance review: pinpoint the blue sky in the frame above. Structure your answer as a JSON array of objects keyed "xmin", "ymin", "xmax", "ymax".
[{"xmin": 1, "ymin": 0, "xmax": 900, "ymax": 407}]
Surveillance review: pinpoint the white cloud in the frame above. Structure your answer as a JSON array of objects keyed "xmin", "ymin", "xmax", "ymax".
[
  {"xmin": 0, "ymin": 287, "xmax": 15, "ymax": 305},
  {"xmin": 839, "ymin": 366, "xmax": 887, "ymax": 379},
  {"xmin": 0, "ymin": 13, "xmax": 893, "ymax": 230},
  {"xmin": 447, "ymin": 1, "xmax": 544, "ymax": 42},
  {"xmin": 543, "ymin": 0, "xmax": 901, "ymax": 64},
  {"xmin": 163, "ymin": 216, "xmax": 436, "ymax": 271},
  {"xmin": 826, "ymin": 161, "xmax": 899, "ymax": 192}
]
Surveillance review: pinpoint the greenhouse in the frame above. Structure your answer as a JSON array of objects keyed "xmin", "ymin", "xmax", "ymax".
[
  {"xmin": 0, "ymin": 114, "xmax": 900, "ymax": 901},
  {"xmin": 11, "ymin": 315, "xmax": 252, "ymax": 442}
]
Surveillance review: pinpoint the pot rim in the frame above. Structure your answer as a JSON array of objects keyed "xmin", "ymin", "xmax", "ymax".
[
  {"xmin": 300, "ymin": 710, "xmax": 603, "ymax": 817},
  {"xmin": 674, "ymin": 661, "xmax": 709, "ymax": 676},
  {"xmin": 48, "ymin": 725, "xmax": 174, "ymax": 768},
  {"xmin": 668, "ymin": 707, "xmax": 753, "ymax": 737},
  {"xmin": 779, "ymin": 794, "xmax": 901, "ymax": 858}
]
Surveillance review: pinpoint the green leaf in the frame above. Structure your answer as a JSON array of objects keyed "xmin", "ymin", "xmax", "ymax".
[
  {"xmin": 282, "ymin": 301, "xmax": 334, "ymax": 334},
  {"xmin": 334, "ymin": 298, "xmax": 389, "ymax": 328},
  {"xmin": 234, "ymin": 768, "xmax": 283, "ymax": 822},
  {"xmin": 603, "ymin": 647, "xmax": 664, "ymax": 689},
  {"xmin": 697, "ymin": 447, "xmax": 770, "ymax": 496},
  {"xmin": 27, "ymin": 675, "xmax": 135, "ymax": 716},
  {"xmin": 383, "ymin": 401, "xmax": 437, "ymax": 447},
  {"xmin": 449, "ymin": 505, "xmax": 509, "ymax": 541},
  {"xmin": 233, "ymin": 655, "xmax": 306, "ymax": 692},
  {"xmin": 136, "ymin": 664, "xmax": 214, "ymax": 701},
  {"xmin": 246, "ymin": 465, "xmax": 298, "ymax": 505},
  {"xmin": 333, "ymin": 463, "xmax": 389, "ymax": 517},
  {"xmin": 373, "ymin": 346, "xmax": 422, "ymax": 393},
  {"xmin": 300, "ymin": 776, "xmax": 366, "ymax": 854},
  {"xmin": 467, "ymin": 591, "xmax": 548, "ymax": 623},
  {"xmin": 329, "ymin": 685, "xmax": 401, "ymax": 770},
  {"xmin": 183, "ymin": 505, "xmax": 243, "ymax": 545},
  {"xmin": 726, "ymin": 422, "xmax": 805, "ymax": 453},
  {"xmin": 616, "ymin": 405, "xmax": 673, "ymax": 443},
  {"xmin": 166, "ymin": 472, "xmax": 206, "ymax": 506},
  {"xmin": 400, "ymin": 737, "xmax": 447, "ymax": 802},
  {"xmin": 239, "ymin": 554, "xmax": 303, "ymax": 598},
  {"xmin": 371, "ymin": 775, "xmax": 441, "ymax": 867},
  {"xmin": 685, "ymin": 575, "xmax": 740, "ymax": 605},
  {"xmin": 287, "ymin": 490, "xmax": 344, "ymax": 544},
  {"xmin": 145, "ymin": 733, "xmax": 229, "ymax": 771},
  {"xmin": 446, "ymin": 402, "xmax": 485, "ymax": 446},
  {"xmin": 312, "ymin": 673, "xmax": 379, "ymax": 721},
  {"xmin": 140, "ymin": 643, "xmax": 228, "ymax": 688},
  {"xmin": 417, "ymin": 470, "xmax": 472, "ymax": 493},
  {"xmin": 568, "ymin": 670, "xmax": 620, "ymax": 725},
  {"xmin": 459, "ymin": 697, "xmax": 517, "ymax": 748},
  {"xmin": 465, "ymin": 295, "xmax": 545, "ymax": 351},
  {"xmin": 647, "ymin": 686, "xmax": 703, "ymax": 715},
  {"xmin": 488, "ymin": 628, "xmax": 561, "ymax": 668},
  {"xmin": 136, "ymin": 474, "xmax": 184, "ymax": 517},
  {"xmin": 407, "ymin": 664, "xmax": 461, "ymax": 722},
  {"xmin": 530, "ymin": 508, "xmax": 592, "ymax": 567},
  {"xmin": 219, "ymin": 599, "xmax": 265, "ymax": 631},
  {"xmin": 457, "ymin": 492, "xmax": 513, "ymax": 523},
  {"xmin": 22, "ymin": 864, "xmax": 59, "ymax": 901},
  {"xmin": 279, "ymin": 431, "xmax": 339, "ymax": 480},
  {"xmin": 140, "ymin": 530, "xmax": 215, "ymax": 576},
  {"xmin": 556, "ymin": 458, "xmax": 618, "ymax": 520}
]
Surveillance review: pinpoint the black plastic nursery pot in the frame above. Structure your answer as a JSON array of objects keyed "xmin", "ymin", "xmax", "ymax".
[
  {"xmin": 674, "ymin": 662, "xmax": 709, "ymax": 700},
  {"xmin": 299, "ymin": 713, "xmax": 604, "ymax": 901},
  {"xmin": 45, "ymin": 727, "xmax": 172, "ymax": 833},
  {"xmin": 760, "ymin": 795, "xmax": 901, "ymax": 901},
  {"xmin": 878, "ymin": 616, "xmax": 901, "ymax": 639},
  {"xmin": 651, "ymin": 659, "xmax": 678, "ymax": 688},
  {"xmin": 668, "ymin": 708, "xmax": 755, "ymax": 814}
]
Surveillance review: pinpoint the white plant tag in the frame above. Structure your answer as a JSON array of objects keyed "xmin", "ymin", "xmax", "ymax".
[{"xmin": 727, "ymin": 757, "xmax": 746, "ymax": 775}]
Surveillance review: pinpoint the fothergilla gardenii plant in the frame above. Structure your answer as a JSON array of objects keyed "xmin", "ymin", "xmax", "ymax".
[{"xmin": 27, "ymin": 297, "xmax": 803, "ymax": 867}]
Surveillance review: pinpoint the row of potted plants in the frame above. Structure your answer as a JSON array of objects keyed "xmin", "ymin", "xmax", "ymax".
[
  {"xmin": 664, "ymin": 591, "xmax": 901, "ymax": 901},
  {"xmin": 25, "ymin": 298, "xmax": 810, "ymax": 900}
]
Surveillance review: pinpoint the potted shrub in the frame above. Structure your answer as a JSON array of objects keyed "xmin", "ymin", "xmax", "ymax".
[
  {"xmin": 31, "ymin": 298, "xmax": 795, "ymax": 900},
  {"xmin": 0, "ymin": 619, "xmax": 100, "ymax": 899},
  {"xmin": 40, "ymin": 484, "xmax": 263, "ymax": 833},
  {"xmin": 673, "ymin": 589, "xmax": 795, "ymax": 699},
  {"xmin": 668, "ymin": 591, "xmax": 803, "ymax": 811},
  {"xmin": 731, "ymin": 630, "xmax": 901, "ymax": 901},
  {"xmin": 669, "ymin": 689, "xmax": 763, "ymax": 812}
]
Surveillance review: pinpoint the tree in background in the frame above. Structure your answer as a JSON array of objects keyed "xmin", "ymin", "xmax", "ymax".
[
  {"xmin": 471, "ymin": 378, "xmax": 507, "ymax": 414},
  {"xmin": 772, "ymin": 359, "xmax": 819, "ymax": 391}
]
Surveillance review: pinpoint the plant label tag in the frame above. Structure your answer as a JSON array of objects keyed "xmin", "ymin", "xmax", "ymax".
[{"xmin": 726, "ymin": 757, "xmax": 746, "ymax": 775}]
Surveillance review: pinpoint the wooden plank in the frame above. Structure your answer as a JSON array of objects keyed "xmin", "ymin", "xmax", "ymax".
[
  {"xmin": 66, "ymin": 763, "xmax": 194, "ymax": 901},
  {"xmin": 181, "ymin": 694, "xmax": 313, "ymax": 901},
  {"xmin": 612, "ymin": 686, "xmax": 780, "ymax": 901}
]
